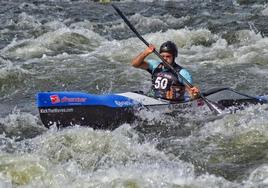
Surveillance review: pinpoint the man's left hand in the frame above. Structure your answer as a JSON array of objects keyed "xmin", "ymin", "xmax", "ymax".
[{"xmin": 190, "ymin": 86, "xmax": 200, "ymax": 99}]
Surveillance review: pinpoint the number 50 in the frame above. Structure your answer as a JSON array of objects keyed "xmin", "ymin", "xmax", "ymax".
[{"xmin": 154, "ymin": 77, "xmax": 168, "ymax": 89}]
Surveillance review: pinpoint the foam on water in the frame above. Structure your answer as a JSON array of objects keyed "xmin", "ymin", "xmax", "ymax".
[
  {"xmin": 0, "ymin": 125, "xmax": 193, "ymax": 187},
  {"xmin": 165, "ymin": 104, "xmax": 268, "ymax": 180},
  {"xmin": 2, "ymin": 26, "xmax": 106, "ymax": 60},
  {"xmin": 0, "ymin": 125, "xmax": 242, "ymax": 187},
  {"xmin": 0, "ymin": 110, "xmax": 45, "ymax": 141},
  {"xmin": 245, "ymin": 165, "xmax": 268, "ymax": 187},
  {"xmin": 0, "ymin": 60, "xmax": 32, "ymax": 98}
]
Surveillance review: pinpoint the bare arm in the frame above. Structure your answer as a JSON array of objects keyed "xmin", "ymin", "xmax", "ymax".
[{"xmin": 131, "ymin": 44, "xmax": 155, "ymax": 70}]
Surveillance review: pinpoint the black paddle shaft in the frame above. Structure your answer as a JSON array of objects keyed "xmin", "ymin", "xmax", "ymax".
[{"xmin": 112, "ymin": 4, "xmax": 223, "ymax": 114}]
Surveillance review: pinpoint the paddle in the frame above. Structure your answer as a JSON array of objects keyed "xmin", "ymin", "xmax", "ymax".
[{"xmin": 112, "ymin": 4, "xmax": 224, "ymax": 115}]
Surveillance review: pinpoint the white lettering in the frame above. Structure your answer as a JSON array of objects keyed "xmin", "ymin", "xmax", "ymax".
[{"xmin": 154, "ymin": 77, "xmax": 168, "ymax": 89}]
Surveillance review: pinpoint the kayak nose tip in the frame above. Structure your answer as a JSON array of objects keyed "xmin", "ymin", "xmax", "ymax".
[{"xmin": 257, "ymin": 96, "xmax": 268, "ymax": 103}]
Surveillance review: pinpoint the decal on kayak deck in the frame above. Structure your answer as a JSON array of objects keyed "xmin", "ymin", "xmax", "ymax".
[
  {"xmin": 40, "ymin": 108, "xmax": 74, "ymax": 113},
  {"xmin": 172, "ymin": 103, "xmax": 193, "ymax": 109},
  {"xmin": 50, "ymin": 95, "xmax": 60, "ymax": 104},
  {"xmin": 50, "ymin": 95, "xmax": 87, "ymax": 104},
  {"xmin": 61, "ymin": 97, "xmax": 87, "ymax": 103},
  {"xmin": 114, "ymin": 100, "xmax": 135, "ymax": 107},
  {"xmin": 197, "ymin": 99, "xmax": 205, "ymax": 106}
]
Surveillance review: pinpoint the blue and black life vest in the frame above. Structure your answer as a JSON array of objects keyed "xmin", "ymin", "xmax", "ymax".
[{"xmin": 148, "ymin": 63, "xmax": 185, "ymax": 100}]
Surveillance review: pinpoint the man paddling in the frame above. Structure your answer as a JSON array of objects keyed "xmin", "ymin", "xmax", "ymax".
[{"xmin": 132, "ymin": 41, "xmax": 200, "ymax": 101}]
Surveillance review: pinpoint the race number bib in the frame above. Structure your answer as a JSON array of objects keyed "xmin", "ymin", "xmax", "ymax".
[{"xmin": 154, "ymin": 77, "xmax": 168, "ymax": 89}]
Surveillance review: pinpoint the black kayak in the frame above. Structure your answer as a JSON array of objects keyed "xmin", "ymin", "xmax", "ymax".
[{"xmin": 36, "ymin": 87, "xmax": 267, "ymax": 129}]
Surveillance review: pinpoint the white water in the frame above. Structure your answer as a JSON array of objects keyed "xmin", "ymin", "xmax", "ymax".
[{"xmin": 0, "ymin": 0, "xmax": 268, "ymax": 187}]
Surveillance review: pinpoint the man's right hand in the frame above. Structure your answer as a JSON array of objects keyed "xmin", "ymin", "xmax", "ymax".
[
  {"xmin": 131, "ymin": 44, "xmax": 155, "ymax": 69},
  {"xmin": 145, "ymin": 44, "xmax": 155, "ymax": 55}
]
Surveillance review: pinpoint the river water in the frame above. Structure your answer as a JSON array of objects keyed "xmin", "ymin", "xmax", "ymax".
[{"xmin": 0, "ymin": 0, "xmax": 268, "ymax": 187}]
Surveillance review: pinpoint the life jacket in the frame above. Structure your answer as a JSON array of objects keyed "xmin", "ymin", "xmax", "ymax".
[{"xmin": 150, "ymin": 63, "xmax": 185, "ymax": 101}]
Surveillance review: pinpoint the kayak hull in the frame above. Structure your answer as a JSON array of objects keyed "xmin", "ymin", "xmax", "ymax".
[
  {"xmin": 38, "ymin": 100, "xmax": 202, "ymax": 129},
  {"xmin": 39, "ymin": 105, "xmax": 135, "ymax": 129}
]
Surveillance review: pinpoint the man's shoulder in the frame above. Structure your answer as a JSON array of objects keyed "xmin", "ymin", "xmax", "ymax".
[
  {"xmin": 147, "ymin": 59, "xmax": 161, "ymax": 66},
  {"xmin": 147, "ymin": 59, "xmax": 161, "ymax": 71},
  {"xmin": 179, "ymin": 68, "xmax": 190, "ymax": 74},
  {"xmin": 178, "ymin": 68, "xmax": 193, "ymax": 84}
]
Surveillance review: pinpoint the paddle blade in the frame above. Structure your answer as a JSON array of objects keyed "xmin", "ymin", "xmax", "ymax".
[{"xmin": 202, "ymin": 96, "xmax": 225, "ymax": 115}]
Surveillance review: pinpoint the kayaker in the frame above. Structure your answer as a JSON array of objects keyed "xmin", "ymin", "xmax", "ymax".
[{"xmin": 131, "ymin": 41, "xmax": 200, "ymax": 101}]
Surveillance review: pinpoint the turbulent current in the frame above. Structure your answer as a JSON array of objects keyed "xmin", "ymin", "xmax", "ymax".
[{"xmin": 0, "ymin": 0, "xmax": 268, "ymax": 187}]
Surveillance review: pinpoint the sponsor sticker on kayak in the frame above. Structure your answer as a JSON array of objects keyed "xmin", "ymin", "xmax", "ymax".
[
  {"xmin": 61, "ymin": 97, "xmax": 87, "ymax": 103},
  {"xmin": 197, "ymin": 99, "xmax": 205, "ymax": 106},
  {"xmin": 114, "ymin": 100, "xmax": 135, "ymax": 107},
  {"xmin": 50, "ymin": 95, "xmax": 87, "ymax": 104},
  {"xmin": 50, "ymin": 95, "xmax": 60, "ymax": 104},
  {"xmin": 40, "ymin": 108, "xmax": 74, "ymax": 113}
]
